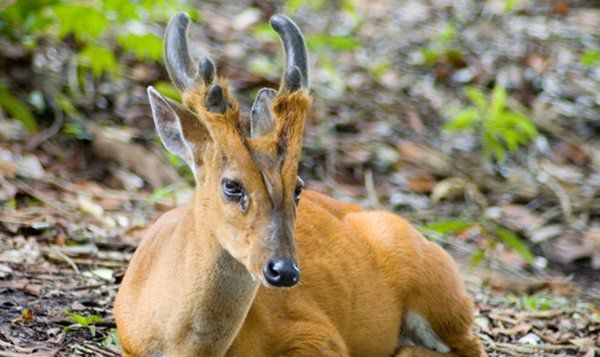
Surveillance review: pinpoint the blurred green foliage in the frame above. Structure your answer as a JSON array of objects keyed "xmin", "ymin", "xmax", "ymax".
[
  {"xmin": 63, "ymin": 310, "xmax": 104, "ymax": 336},
  {"xmin": 504, "ymin": 0, "xmax": 525, "ymax": 12},
  {"xmin": 423, "ymin": 218, "xmax": 535, "ymax": 265},
  {"xmin": 416, "ymin": 21, "xmax": 464, "ymax": 67},
  {"xmin": 0, "ymin": 84, "xmax": 37, "ymax": 132},
  {"xmin": 510, "ymin": 294, "xmax": 571, "ymax": 311},
  {"xmin": 582, "ymin": 50, "xmax": 600, "ymax": 68},
  {"xmin": 102, "ymin": 328, "xmax": 122, "ymax": 350},
  {"xmin": 0, "ymin": 0, "xmax": 196, "ymax": 134},
  {"xmin": 247, "ymin": 0, "xmax": 362, "ymax": 96},
  {"xmin": 444, "ymin": 85, "xmax": 538, "ymax": 162},
  {"xmin": 0, "ymin": 0, "xmax": 198, "ymax": 76}
]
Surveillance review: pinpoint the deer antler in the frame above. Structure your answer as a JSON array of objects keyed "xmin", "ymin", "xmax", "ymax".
[
  {"xmin": 270, "ymin": 14, "xmax": 309, "ymax": 91},
  {"xmin": 165, "ymin": 13, "xmax": 227, "ymax": 114}
]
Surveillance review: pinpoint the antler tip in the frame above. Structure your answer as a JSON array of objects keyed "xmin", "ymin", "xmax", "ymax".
[
  {"xmin": 172, "ymin": 12, "xmax": 190, "ymax": 24},
  {"xmin": 269, "ymin": 14, "xmax": 291, "ymax": 31}
]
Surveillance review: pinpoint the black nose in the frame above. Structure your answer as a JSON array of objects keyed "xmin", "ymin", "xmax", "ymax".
[{"xmin": 263, "ymin": 257, "xmax": 300, "ymax": 287}]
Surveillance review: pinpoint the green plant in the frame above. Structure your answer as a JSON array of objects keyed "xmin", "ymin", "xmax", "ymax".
[
  {"xmin": 582, "ymin": 50, "xmax": 600, "ymax": 68},
  {"xmin": 416, "ymin": 21, "xmax": 463, "ymax": 66},
  {"xmin": 0, "ymin": 84, "xmax": 37, "ymax": 133},
  {"xmin": 422, "ymin": 218, "xmax": 535, "ymax": 265},
  {"xmin": 511, "ymin": 294, "xmax": 569, "ymax": 311},
  {"xmin": 102, "ymin": 328, "xmax": 122, "ymax": 349},
  {"xmin": 504, "ymin": 0, "xmax": 521, "ymax": 12},
  {"xmin": 63, "ymin": 310, "xmax": 104, "ymax": 336},
  {"xmin": 1, "ymin": 0, "xmax": 198, "ymax": 77},
  {"xmin": 0, "ymin": 0, "xmax": 195, "ymax": 135},
  {"xmin": 444, "ymin": 85, "xmax": 537, "ymax": 162}
]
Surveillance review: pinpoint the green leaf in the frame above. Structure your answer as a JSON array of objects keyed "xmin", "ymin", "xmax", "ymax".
[
  {"xmin": 505, "ymin": 0, "xmax": 519, "ymax": 11},
  {"xmin": 102, "ymin": 328, "xmax": 121, "ymax": 349},
  {"xmin": 79, "ymin": 45, "xmax": 119, "ymax": 77},
  {"xmin": 489, "ymin": 85, "xmax": 507, "ymax": 119},
  {"xmin": 444, "ymin": 108, "xmax": 480, "ymax": 132},
  {"xmin": 437, "ymin": 22, "xmax": 457, "ymax": 43},
  {"xmin": 470, "ymin": 249, "xmax": 486, "ymax": 266},
  {"xmin": 582, "ymin": 50, "xmax": 600, "ymax": 67},
  {"xmin": 495, "ymin": 227, "xmax": 535, "ymax": 263},
  {"xmin": 53, "ymin": 4, "xmax": 108, "ymax": 42},
  {"xmin": 420, "ymin": 47, "xmax": 441, "ymax": 66},
  {"xmin": 149, "ymin": 185, "xmax": 177, "ymax": 204},
  {"xmin": 62, "ymin": 121, "xmax": 91, "ymax": 140},
  {"xmin": 370, "ymin": 60, "xmax": 391, "ymax": 79},
  {"xmin": 285, "ymin": 0, "xmax": 325, "ymax": 12},
  {"xmin": 503, "ymin": 112, "xmax": 537, "ymax": 139},
  {"xmin": 117, "ymin": 33, "xmax": 163, "ymax": 61},
  {"xmin": 422, "ymin": 219, "xmax": 474, "ymax": 234},
  {"xmin": 307, "ymin": 34, "xmax": 360, "ymax": 52},
  {"xmin": 154, "ymin": 81, "xmax": 181, "ymax": 102},
  {"xmin": 0, "ymin": 85, "xmax": 37, "ymax": 133},
  {"xmin": 464, "ymin": 87, "xmax": 487, "ymax": 111},
  {"xmin": 64, "ymin": 311, "xmax": 104, "ymax": 327},
  {"xmin": 54, "ymin": 92, "xmax": 79, "ymax": 117},
  {"xmin": 251, "ymin": 22, "xmax": 278, "ymax": 41},
  {"xmin": 102, "ymin": 0, "xmax": 139, "ymax": 22},
  {"xmin": 498, "ymin": 127, "xmax": 520, "ymax": 152},
  {"xmin": 248, "ymin": 56, "xmax": 277, "ymax": 76}
]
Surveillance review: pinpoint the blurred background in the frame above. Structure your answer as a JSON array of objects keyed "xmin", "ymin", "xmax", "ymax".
[{"xmin": 0, "ymin": 0, "xmax": 599, "ymax": 355}]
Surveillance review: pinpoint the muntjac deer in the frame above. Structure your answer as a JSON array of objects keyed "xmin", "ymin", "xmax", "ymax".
[{"xmin": 114, "ymin": 13, "xmax": 485, "ymax": 357}]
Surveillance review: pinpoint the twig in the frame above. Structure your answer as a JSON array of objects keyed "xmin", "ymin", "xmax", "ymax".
[
  {"xmin": 11, "ymin": 179, "xmax": 74, "ymax": 217},
  {"xmin": 364, "ymin": 169, "xmax": 380, "ymax": 208},
  {"xmin": 42, "ymin": 247, "xmax": 80, "ymax": 274},
  {"xmin": 25, "ymin": 94, "xmax": 65, "ymax": 151},
  {"xmin": 41, "ymin": 174, "xmax": 176, "ymax": 206},
  {"xmin": 81, "ymin": 343, "xmax": 121, "ymax": 357},
  {"xmin": 484, "ymin": 340, "xmax": 579, "ymax": 353},
  {"xmin": 540, "ymin": 175, "xmax": 574, "ymax": 225},
  {"xmin": 70, "ymin": 258, "xmax": 128, "ymax": 268},
  {"xmin": 0, "ymin": 340, "xmax": 35, "ymax": 354},
  {"xmin": 73, "ymin": 344, "xmax": 115, "ymax": 357}
]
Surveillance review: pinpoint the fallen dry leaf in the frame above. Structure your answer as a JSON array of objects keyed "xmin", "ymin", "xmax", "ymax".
[
  {"xmin": 583, "ymin": 226, "xmax": 600, "ymax": 269},
  {"xmin": 431, "ymin": 177, "xmax": 467, "ymax": 203},
  {"xmin": 7, "ymin": 281, "xmax": 43, "ymax": 296},
  {"xmin": 498, "ymin": 204, "xmax": 544, "ymax": 234},
  {"xmin": 21, "ymin": 308, "xmax": 33, "ymax": 321},
  {"xmin": 569, "ymin": 337, "xmax": 594, "ymax": 353},
  {"xmin": 397, "ymin": 140, "xmax": 451, "ymax": 176},
  {"xmin": 492, "ymin": 322, "xmax": 532, "ymax": 337},
  {"xmin": 407, "ymin": 172, "xmax": 437, "ymax": 193}
]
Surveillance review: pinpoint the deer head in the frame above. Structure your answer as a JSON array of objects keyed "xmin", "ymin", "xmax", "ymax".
[{"xmin": 147, "ymin": 13, "xmax": 311, "ymax": 288}]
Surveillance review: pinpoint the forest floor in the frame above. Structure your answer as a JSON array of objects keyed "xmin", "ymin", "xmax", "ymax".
[{"xmin": 1, "ymin": 0, "xmax": 599, "ymax": 356}]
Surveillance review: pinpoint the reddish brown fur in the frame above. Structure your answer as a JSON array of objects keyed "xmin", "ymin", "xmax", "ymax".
[{"xmin": 114, "ymin": 61, "xmax": 484, "ymax": 356}]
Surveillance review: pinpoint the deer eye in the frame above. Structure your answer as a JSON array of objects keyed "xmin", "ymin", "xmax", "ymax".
[
  {"xmin": 294, "ymin": 177, "xmax": 304, "ymax": 204},
  {"xmin": 222, "ymin": 179, "xmax": 245, "ymax": 200}
]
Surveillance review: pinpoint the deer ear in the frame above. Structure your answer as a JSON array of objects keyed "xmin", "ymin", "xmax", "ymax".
[
  {"xmin": 147, "ymin": 86, "xmax": 209, "ymax": 166},
  {"xmin": 250, "ymin": 88, "xmax": 277, "ymax": 137}
]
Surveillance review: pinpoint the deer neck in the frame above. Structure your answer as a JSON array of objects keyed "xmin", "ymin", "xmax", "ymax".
[{"xmin": 178, "ymin": 193, "xmax": 259, "ymax": 355}]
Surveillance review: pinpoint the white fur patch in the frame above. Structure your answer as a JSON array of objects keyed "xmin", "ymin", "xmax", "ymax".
[{"xmin": 403, "ymin": 311, "xmax": 450, "ymax": 353}]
